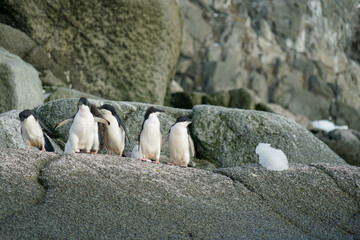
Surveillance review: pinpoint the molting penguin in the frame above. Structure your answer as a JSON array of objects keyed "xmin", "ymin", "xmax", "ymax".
[
  {"xmin": 164, "ymin": 116, "xmax": 194, "ymax": 168},
  {"xmin": 19, "ymin": 109, "xmax": 54, "ymax": 152},
  {"xmin": 89, "ymin": 104, "xmax": 105, "ymax": 154},
  {"xmin": 138, "ymin": 106, "xmax": 164, "ymax": 163},
  {"xmin": 55, "ymin": 97, "xmax": 109, "ymax": 153},
  {"xmin": 98, "ymin": 104, "xmax": 129, "ymax": 156}
]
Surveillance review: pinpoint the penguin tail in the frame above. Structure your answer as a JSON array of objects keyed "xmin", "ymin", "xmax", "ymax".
[{"xmin": 43, "ymin": 134, "xmax": 55, "ymax": 152}]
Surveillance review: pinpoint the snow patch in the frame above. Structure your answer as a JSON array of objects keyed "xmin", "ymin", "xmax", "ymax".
[
  {"xmin": 131, "ymin": 144, "xmax": 142, "ymax": 160},
  {"xmin": 256, "ymin": 143, "xmax": 288, "ymax": 171},
  {"xmin": 312, "ymin": 120, "xmax": 348, "ymax": 132}
]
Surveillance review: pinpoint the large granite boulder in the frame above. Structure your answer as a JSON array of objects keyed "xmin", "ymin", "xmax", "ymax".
[
  {"xmin": 175, "ymin": 0, "xmax": 360, "ymax": 130},
  {"xmin": 0, "ymin": 148, "xmax": 359, "ymax": 239},
  {"xmin": 0, "ymin": 99, "xmax": 339, "ymax": 168},
  {"xmin": 0, "ymin": 110, "xmax": 24, "ymax": 149},
  {"xmin": 0, "ymin": 47, "xmax": 43, "ymax": 113},
  {"xmin": 313, "ymin": 129, "xmax": 360, "ymax": 166},
  {"xmin": 0, "ymin": 23, "xmax": 66, "ymax": 86},
  {"xmin": 0, "ymin": 0, "xmax": 182, "ymax": 105},
  {"xmin": 0, "ymin": 99, "xmax": 347, "ymax": 168},
  {"xmin": 191, "ymin": 105, "xmax": 345, "ymax": 167}
]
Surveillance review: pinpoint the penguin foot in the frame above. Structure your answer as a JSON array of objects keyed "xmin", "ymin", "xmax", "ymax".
[
  {"xmin": 153, "ymin": 159, "xmax": 160, "ymax": 164},
  {"xmin": 92, "ymin": 151, "xmax": 98, "ymax": 154},
  {"xmin": 167, "ymin": 162, "xmax": 175, "ymax": 166},
  {"xmin": 141, "ymin": 158, "xmax": 148, "ymax": 162},
  {"xmin": 180, "ymin": 165, "xmax": 188, "ymax": 168}
]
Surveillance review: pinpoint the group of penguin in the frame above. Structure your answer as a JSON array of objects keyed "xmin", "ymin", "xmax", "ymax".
[{"xmin": 19, "ymin": 97, "xmax": 195, "ymax": 167}]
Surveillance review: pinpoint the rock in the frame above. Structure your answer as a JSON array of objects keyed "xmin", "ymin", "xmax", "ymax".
[
  {"xmin": 0, "ymin": 23, "xmax": 36, "ymax": 59},
  {"xmin": 0, "ymin": 150, "xmax": 58, "ymax": 221},
  {"xmin": 39, "ymin": 70, "xmax": 66, "ymax": 87},
  {"xmin": 45, "ymin": 87, "xmax": 104, "ymax": 102},
  {"xmin": 0, "ymin": 0, "xmax": 182, "ymax": 105},
  {"xmin": 170, "ymin": 92, "xmax": 206, "ymax": 109},
  {"xmin": 215, "ymin": 163, "xmax": 360, "ymax": 240},
  {"xmin": 0, "ymin": 47, "xmax": 43, "ymax": 113},
  {"xmin": 202, "ymin": 91, "xmax": 231, "ymax": 107},
  {"xmin": 265, "ymin": 103, "xmax": 313, "ymax": 129},
  {"xmin": 170, "ymin": 88, "xmax": 260, "ymax": 110},
  {"xmin": 170, "ymin": 80, "xmax": 184, "ymax": 94},
  {"xmin": 249, "ymin": 70, "xmax": 268, "ymax": 102},
  {"xmin": 34, "ymin": 98, "xmax": 191, "ymax": 156},
  {"xmin": 0, "ymin": 148, "xmax": 359, "ymax": 239},
  {"xmin": 0, "ymin": 110, "xmax": 25, "ymax": 149},
  {"xmin": 202, "ymin": 60, "xmax": 245, "ymax": 94},
  {"xmin": 175, "ymin": 0, "xmax": 360, "ymax": 131},
  {"xmin": 0, "ymin": 23, "xmax": 66, "ymax": 85},
  {"xmin": 191, "ymin": 105, "xmax": 345, "ymax": 167},
  {"xmin": 228, "ymin": 88, "xmax": 257, "ymax": 110},
  {"xmin": 313, "ymin": 129, "xmax": 360, "ymax": 166},
  {"xmin": 330, "ymin": 101, "xmax": 360, "ymax": 130},
  {"xmin": 274, "ymin": 87, "xmax": 331, "ymax": 120}
]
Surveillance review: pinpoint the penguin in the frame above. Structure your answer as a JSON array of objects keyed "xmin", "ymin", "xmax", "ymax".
[
  {"xmin": 98, "ymin": 104, "xmax": 129, "ymax": 156},
  {"xmin": 138, "ymin": 106, "xmax": 164, "ymax": 163},
  {"xmin": 163, "ymin": 116, "xmax": 195, "ymax": 168},
  {"xmin": 55, "ymin": 97, "xmax": 109, "ymax": 153},
  {"xmin": 19, "ymin": 109, "xmax": 54, "ymax": 152}
]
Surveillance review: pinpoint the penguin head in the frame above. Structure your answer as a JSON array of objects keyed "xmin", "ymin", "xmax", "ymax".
[
  {"xmin": 174, "ymin": 116, "xmax": 193, "ymax": 127},
  {"xmin": 144, "ymin": 106, "xmax": 164, "ymax": 120},
  {"xmin": 99, "ymin": 104, "xmax": 117, "ymax": 116},
  {"xmin": 19, "ymin": 109, "xmax": 35, "ymax": 122},
  {"xmin": 77, "ymin": 97, "xmax": 90, "ymax": 111}
]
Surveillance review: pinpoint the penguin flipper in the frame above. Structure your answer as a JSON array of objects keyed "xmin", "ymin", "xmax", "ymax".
[
  {"xmin": 188, "ymin": 135, "xmax": 195, "ymax": 157},
  {"xmin": 43, "ymin": 134, "xmax": 55, "ymax": 152},
  {"xmin": 54, "ymin": 118, "xmax": 74, "ymax": 130},
  {"xmin": 94, "ymin": 117, "xmax": 110, "ymax": 125}
]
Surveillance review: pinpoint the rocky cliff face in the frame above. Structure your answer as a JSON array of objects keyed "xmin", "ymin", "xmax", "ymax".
[
  {"xmin": 176, "ymin": 0, "xmax": 360, "ymax": 129},
  {"xmin": 0, "ymin": 0, "xmax": 182, "ymax": 105}
]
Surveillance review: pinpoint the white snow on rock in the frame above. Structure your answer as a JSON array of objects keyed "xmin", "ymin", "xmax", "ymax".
[
  {"xmin": 312, "ymin": 120, "xmax": 348, "ymax": 132},
  {"xmin": 131, "ymin": 143, "xmax": 142, "ymax": 160},
  {"xmin": 256, "ymin": 143, "xmax": 288, "ymax": 171}
]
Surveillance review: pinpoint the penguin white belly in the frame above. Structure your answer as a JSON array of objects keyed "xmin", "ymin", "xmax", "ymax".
[
  {"xmin": 168, "ymin": 126, "xmax": 190, "ymax": 166},
  {"xmin": 69, "ymin": 111, "xmax": 95, "ymax": 152},
  {"xmin": 107, "ymin": 130, "xmax": 125, "ymax": 154},
  {"xmin": 21, "ymin": 116, "xmax": 44, "ymax": 148},
  {"xmin": 140, "ymin": 122, "xmax": 161, "ymax": 160}
]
